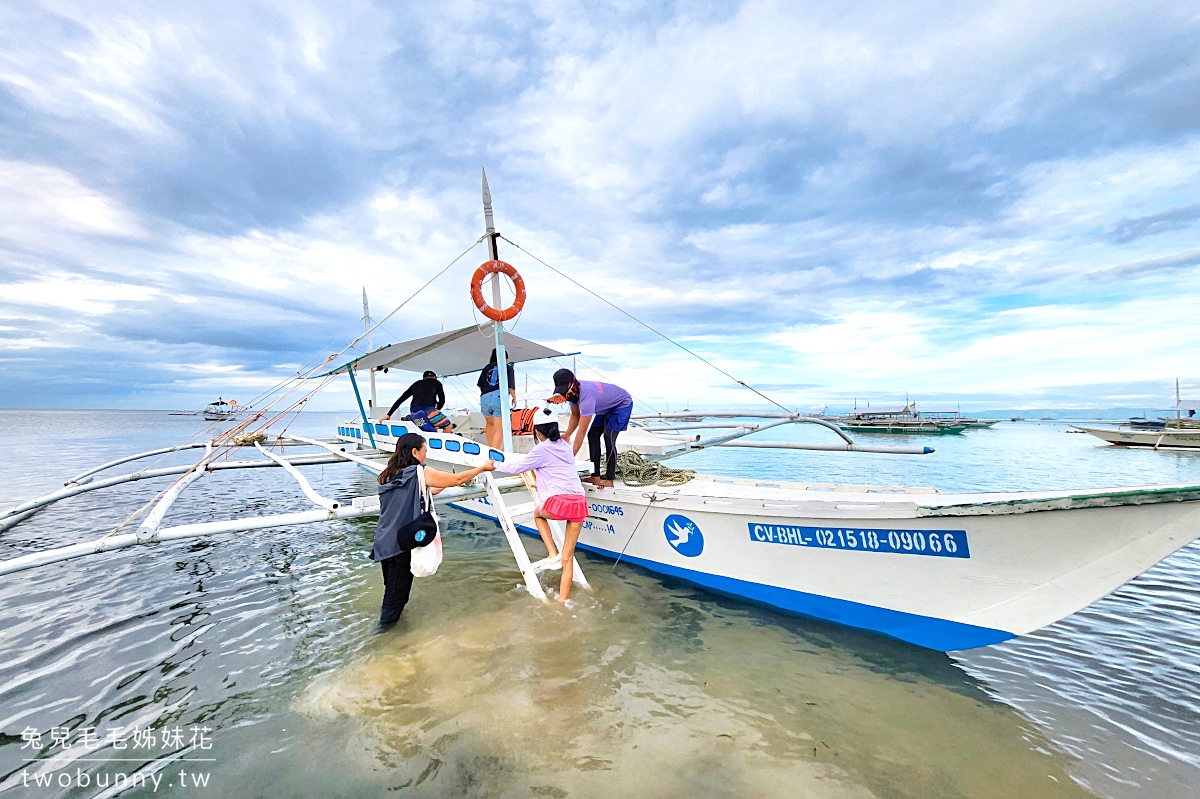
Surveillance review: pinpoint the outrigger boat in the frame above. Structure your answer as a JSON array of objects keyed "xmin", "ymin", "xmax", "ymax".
[
  {"xmin": 1075, "ymin": 381, "xmax": 1200, "ymax": 450},
  {"xmin": 836, "ymin": 404, "xmax": 967, "ymax": 435},
  {"xmin": 2, "ymin": 173, "xmax": 1199, "ymax": 653},
  {"xmin": 1073, "ymin": 426, "xmax": 1200, "ymax": 450},
  {"xmin": 202, "ymin": 398, "xmax": 240, "ymax": 421},
  {"xmin": 919, "ymin": 410, "xmax": 998, "ymax": 430}
]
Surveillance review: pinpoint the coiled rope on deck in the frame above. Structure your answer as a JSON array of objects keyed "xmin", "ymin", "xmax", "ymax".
[{"xmin": 615, "ymin": 451, "xmax": 696, "ymax": 487}]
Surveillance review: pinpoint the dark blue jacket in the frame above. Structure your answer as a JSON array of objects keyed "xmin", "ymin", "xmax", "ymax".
[{"xmin": 372, "ymin": 465, "xmax": 423, "ymax": 561}]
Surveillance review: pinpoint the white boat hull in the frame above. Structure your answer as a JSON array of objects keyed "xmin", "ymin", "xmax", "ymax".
[
  {"xmin": 451, "ymin": 480, "xmax": 1200, "ymax": 651},
  {"xmin": 332, "ymin": 421, "xmax": 1200, "ymax": 651},
  {"xmin": 1075, "ymin": 425, "xmax": 1200, "ymax": 449}
]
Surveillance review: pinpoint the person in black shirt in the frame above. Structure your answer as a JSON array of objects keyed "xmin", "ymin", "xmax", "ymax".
[
  {"xmin": 477, "ymin": 349, "xmax": 516, "ymax": 449},
  {"xmin": 382, "ymin": 371, "xmax": 446, "ymax": 422}
]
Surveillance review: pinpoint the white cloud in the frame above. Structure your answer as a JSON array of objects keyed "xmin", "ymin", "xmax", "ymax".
[
  {"xmin": 0, "ymin": 273, "xmax": 160, "ymax": 315},
  {"xmin": 2, "ymin": 1, "xmax": 1200, "ymax": 411},
  {"xmin": 0, "ymin": 160, "xmax": 145, "ymax": 243}
]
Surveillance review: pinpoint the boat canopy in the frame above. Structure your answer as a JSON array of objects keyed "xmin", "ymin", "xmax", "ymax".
[
  {"xmin": 846, "ymin": 405, "xmax": 913, "ymax": 418},
  {"xmin": 324, "ymin": 323, "xmax": 569, "ymax": 377},
  {"xmin": 1176, "ymin": 400, "xmax": 1200, "ymax": 412}
]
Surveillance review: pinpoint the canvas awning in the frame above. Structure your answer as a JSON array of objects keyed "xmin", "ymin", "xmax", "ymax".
[
  {"xmin": 324, "ymin": 323, "xmax": 569, "ymax": 377},
  {"xmin": 847, "ymin": 405, "xmax": 912, "ymax": 417},
  {"xmin": 1176, "ymin": 400, "xmax": 1200, "ymax": 412}
]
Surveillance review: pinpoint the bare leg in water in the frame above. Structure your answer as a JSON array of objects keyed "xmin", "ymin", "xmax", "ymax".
[{"xmin": 557, "ymin": 520, "xmax": 584, "ymax": 603}]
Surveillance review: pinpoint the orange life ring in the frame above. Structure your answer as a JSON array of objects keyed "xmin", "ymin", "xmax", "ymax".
[{"xmin": 470, "ymin": 260, "xmax": 527, "ymax": 322}]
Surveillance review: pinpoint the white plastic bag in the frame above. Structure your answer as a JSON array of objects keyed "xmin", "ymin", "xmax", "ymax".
[{"xmin": 410, "ymin": 465, "xmax": 443, "ymax": 577}]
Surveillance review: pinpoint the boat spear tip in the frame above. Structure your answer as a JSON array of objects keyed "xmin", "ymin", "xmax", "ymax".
[{"xmin": 482, "ymin": 168, "xmax": 495, "ymax": 235}]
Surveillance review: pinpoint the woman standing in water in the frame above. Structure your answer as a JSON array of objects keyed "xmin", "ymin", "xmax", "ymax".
[
  {"xmin": 373, "ymin": 432, "xmax": 494, "ymax": 626},
  {"xmin": 493, "ymin": 407, "xmax": 588, "ymax": 603}
]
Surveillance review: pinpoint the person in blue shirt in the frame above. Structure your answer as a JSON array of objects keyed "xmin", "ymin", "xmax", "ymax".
[
  {"xmin": 477, "ymin": 349, "xmax": 517, "ymax": 449},
  {"xmin": 549, "ymin": 368, "xmax": 633, "ymax": 488}
]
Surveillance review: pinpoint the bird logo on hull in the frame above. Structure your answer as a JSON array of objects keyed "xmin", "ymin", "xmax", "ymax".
[{"xmin": 664, "ymin": 514, "xmax": 704, "ymax": 557}]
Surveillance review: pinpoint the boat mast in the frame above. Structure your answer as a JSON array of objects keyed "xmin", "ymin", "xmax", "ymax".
[
  {"xmin": 1177, "ymin": 377, "xmax": 1182, "ymax": 426},
  {"xmin": 362, "ymin": 288, "xmax": 377, "ymax": 409},
  {"xmin": 483, "ymin": 169, "xmax": 514, "ymax": 451}
]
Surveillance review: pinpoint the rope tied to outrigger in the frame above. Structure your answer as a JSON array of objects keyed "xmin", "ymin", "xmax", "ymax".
[{"xmin": 615, "ymin": 450, "xmax": 696, "ymax": 487}]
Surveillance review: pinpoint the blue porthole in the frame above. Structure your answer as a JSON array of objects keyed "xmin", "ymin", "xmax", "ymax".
[
  {"xmin": 428, "ymin": 439, "xmax": 443, "ymax": 449},
  {"xmin": 489, "ymin": 449, "xmax": 505, "ymax": 462},
  {"xmin": 354, "ymin": 428, "xmax": 361, "ymax": 438},
  {"xmin": 391, "ymin": 425, "xmax": 405, "ymax": 437},
  {"xmin": 375, "ymin": 423, "xmax": 389, "ymax": 435},
  {"xmin": 337, "ymin": 427, "xmax": 344, "ymax": 436},
  {"xmin": 444, "ymin": 440, "xmax": 461, "ymax": 452},
  {"xmin": 463, "ymin": 442, "xmax": 480, "ymax": 455}
]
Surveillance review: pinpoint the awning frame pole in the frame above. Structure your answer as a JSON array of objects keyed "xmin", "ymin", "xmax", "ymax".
[{"xmin": 349, "ymin": 367, "xmax": 376, "ymax": 447}]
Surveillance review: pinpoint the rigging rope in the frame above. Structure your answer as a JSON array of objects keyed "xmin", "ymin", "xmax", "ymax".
[
  {"xmin": 319, "ymin": 236, "xmax": 485, "ymax": 375},
  {"xmin": 614, "ymin": 450, "xmax": 696, "ymax": 487},
  {"xmin": 500, "ymin": 235, "xmax": 795, "ymax": 415}
]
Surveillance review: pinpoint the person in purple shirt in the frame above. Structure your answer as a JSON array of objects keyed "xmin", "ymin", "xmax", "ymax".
[
  {"xmin": 494, "ymin": 406, "xmax": 588, "ymax": 602},
  {"xmin": 549, "ymin": 368, "xmax": 633, "ymax": 488}
]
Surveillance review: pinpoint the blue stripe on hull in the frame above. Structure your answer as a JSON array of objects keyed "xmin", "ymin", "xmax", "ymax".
[{"xmin": 452, "ymin": 502, "xmax": 1014, "ymax": 652}]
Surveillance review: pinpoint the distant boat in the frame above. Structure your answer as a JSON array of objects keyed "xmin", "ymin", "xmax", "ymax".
[
  {"xmin": 1074, "ymin": 426, "xmax": 1200, "ymax": 450},
  {"xmin": 836, "ymin": 403, "xmax": 966, "ymax": 435},
  {"xmin": 203, "ymin": 398, "xmax": 240, "ymax": 421},
  {"xmin": 1075, "ymin": 381, "xmax": 1200, "ymax": 448},
  {"xmin": 919, "ymin": 410, "xmax": 998, "ymax": 429}
]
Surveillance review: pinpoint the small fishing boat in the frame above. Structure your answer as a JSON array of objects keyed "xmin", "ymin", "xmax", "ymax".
[
  {"xmin": 1073, "ymin": 426, "xmax": 1200, "ymax": 450},
  {"xmin": 836, "ymin": 404, "xmax": 966, "ymax": 435},
  {"xmin": 1075, "ymin": 382, "xmax": 1200, "ymax": 449},
  {"xmin": 2, "ymin": 173, "xmax": 1198, "ymax": 655},
  {"xmin": 202, "ymin": 398, "xmax": 240, "ymax": 421},
  {"xmin": 920, "ymin": 410, "xmax": 998, "ymax": 429}
]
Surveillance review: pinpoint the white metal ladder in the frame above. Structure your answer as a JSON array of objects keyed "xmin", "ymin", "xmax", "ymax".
[{"xmin": 481, "ymin": 472, "xmax": 590, "ymax": 602}]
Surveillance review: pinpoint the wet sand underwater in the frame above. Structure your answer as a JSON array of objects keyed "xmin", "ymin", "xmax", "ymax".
[{"xmin": 273, "ymin": 514, "xmax": 1094, "ymax": 799}]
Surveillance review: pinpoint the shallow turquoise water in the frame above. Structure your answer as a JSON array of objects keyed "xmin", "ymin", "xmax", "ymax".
[{"xmin": 0, "ymin": 411, "xmax": 1197, "ymax": 798}]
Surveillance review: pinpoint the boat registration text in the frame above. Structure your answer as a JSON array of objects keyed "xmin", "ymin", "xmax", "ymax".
[{"xmin": 748, "ymin": 524, "xmax": 970, "ymax": 558}]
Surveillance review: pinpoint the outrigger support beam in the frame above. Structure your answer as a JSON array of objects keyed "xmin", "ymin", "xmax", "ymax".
[
  {"xmin": 717, "ymin": 440, "xmax": 934, "ymax": 456},
  {"xmin": 136, "ymin": 444, "xmax": 214, "ymax": 542},
  {"xmin": 0, "ymin": 446, "xmax": 388, "ymax": 533},
  {"xmin": 255, "ymin": 443, "xmax": 340, "ymax": 511},
  {"xmin": 0, "ymin": 479, "xmax": 526, "ymax": 578},
  {"xmin": 65, "ymin": 442, "xmax": 211, "ymax": 487},
  {"xmin": 288, "ymin": 435, "xmax": 386, "ymax": 473},
  {"xmin": 636, "ymin": 414, "xmax": 935, "ymax": 457}
]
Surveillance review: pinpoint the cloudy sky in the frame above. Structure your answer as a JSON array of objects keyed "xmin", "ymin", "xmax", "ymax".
[{"xmin": 2, "ymin": 0, "xmax": 1199, "ymax": 412}]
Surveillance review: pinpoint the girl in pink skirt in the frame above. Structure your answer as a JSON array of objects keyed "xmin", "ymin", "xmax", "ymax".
[{"xmin": 493, "ymin": 406, "xmax": 588, "ymax": 602}]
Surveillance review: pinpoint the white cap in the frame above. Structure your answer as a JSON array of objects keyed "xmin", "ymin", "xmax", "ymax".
[{"xmin": 535, "ymin": 406, "xmax": 556, "ymax": 423}]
